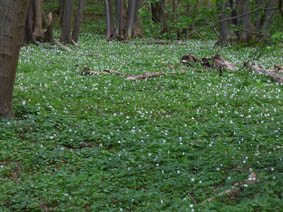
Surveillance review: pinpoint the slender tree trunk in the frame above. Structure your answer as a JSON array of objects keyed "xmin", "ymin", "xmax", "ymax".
[
  {"xmin": 127, "ymin": 0, "xmax": 136, "ymax": 38},
  {"xmin": 25, "ymin": 0, "xmax": 36, "ymax": 44},
  {"xmin": 217, "ymin": 0, "xmax": 230, "ymax": 44},
  {"xmin": 32, "ymin": 0, "xmax": 44, "ymax": 41},
  {"xmin": 255, "ymin": 0, "xmax": 264, "ymax": 30},
  {"xmin": 133, "ymin": 0, "xmax": 142, "ymax": 37},
  {"xmin": 161, "ymin": 0, "xmax": 169, "ymax": 35},
  {"xmin": 239, "ymin": 0, "xmax": 253, "ymax": 42},
  {"xmin": 61, "ymin": 0, "xmax": 74, "ymax": 43},
  {"xmin": 115, "ymin": 0, "xmax": 124, "ymax": 39},
  {"xmin": 72, "ymin": 0, "xmax": 85, "ymax": 42},
  {"xmin": 0, "ymin": 0, "xmax": 29, "ymax": 118},
  {"xmin": 105, "ymin": 0, "xmax": 114, "ymax": 40},
  {"xmin": 259, "ymin": 0, "xmax": 277, "ymax": 34}
]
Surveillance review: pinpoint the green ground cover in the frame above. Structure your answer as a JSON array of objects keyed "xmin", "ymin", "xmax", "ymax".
[{"xmin": 0, "ymin": 35, "xmax": 282, "ymax": 211}]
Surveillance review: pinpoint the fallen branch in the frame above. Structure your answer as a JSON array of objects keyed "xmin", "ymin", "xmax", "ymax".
[
  {"xmin": 53, "ymin": 39, "xmax": 72, "ymax": 52},
  {"xmin": 245, "ymin": 62, "xmax": 283, "ymax": 83},
  {"xmin": 202, "ymin": 172, "xmax": 257, "ymax": 204},
  {"xmin": 126, "ymin": 70, "xmax": 187, "ymax": 80},
  {"xmin": 81, "ymin": 68, "xmax": 124, "ymax": 76},
  {"xmin": 125, "ymin": 40, "xmax": 190, "ymax": 46}
]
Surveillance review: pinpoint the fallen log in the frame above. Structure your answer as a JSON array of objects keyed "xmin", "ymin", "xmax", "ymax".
[
  {"xmin": 245, "ymin": 62, "xmax": 283, "ymax": 83},
  {"xmin": 181, "ymin": 54, "xmax": 201, "ymax": 65},
  {"xmin": 211, "ymin": 54, "xmax": 239, "ymax": 71},
  {"xmin": 180, "ymin": 53, "xmax": 239, "ymax": 71},
  {"xmin": 126, "ymin": 70, "xmax": 187, "ymax": 80}
]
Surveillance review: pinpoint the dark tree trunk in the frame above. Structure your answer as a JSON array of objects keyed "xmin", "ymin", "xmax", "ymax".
[
  {"xmin": 160, "ymin": 0, "xmax": 169, "ymax": 35},
  {"xmin": 44, "ymin": 12, "xmax": 54, "ymax": 42},
  {"xmin": 217, "ymin": 0, "xmax": 230, "ymax": 44},
  {"xmin": 0, "ymin": 0, "xmax": 29, "ymax": 118},
  {"xmin": 133, "ymin": 0, "xmax": 142, "ymax": 37},
  {"xmin": 61, "ymin": 0, "xmax": 74, "ymax": 43},
  {"xmin": 105, "ymin": 0, "xmax": 114, "ymax": 40},
  {"xmin": 239, "ymin": 0, "xmax": 253, "ymax": 42},
  {"xmin": 59, "ymin": 0, "xmax": 65, "ymax": 25},
  {"xmin": 72, "ymin": 0, "xmax": 85, "ymax": 42},
  {"xmin": 259, "ymin": 0, "xmax": 277, "ymax": 34},
  {"xmin": 25, "ymin": 0, "xmax": 36, "ymax": 44},
  {"xmin": 32, "ymin": 0, "xmax": 44, "ymax": 41},
  {"xmin": 115, "ymin": 0, "xmax": 124, "ymax": 39},
  {"xmin": 127, "ymin": 0, "xmax": 137, "ymax": 38}
]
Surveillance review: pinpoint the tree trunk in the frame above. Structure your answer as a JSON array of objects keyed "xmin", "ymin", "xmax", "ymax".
[
  {"xmin": 127, "ymin": 0, "xmax": 137, "ymax": 39},
  {"xmin": 133, "ymin": 0, "xmax": 142, "ymax": 37},
  {"xmin": 105, "ymin": 0, "xmax": 114, "ymax": 40},
  {"xmin": 0, "ymin": 0, "xmax": 29, "ymax": 118},
  {"xmin": 72, "ymin": 0, "xmax": 85, "ymax": 42},
  {"xmin": 61, "ymin": 0, "xmax": 74, "ymax": 43},
  {"xmin": 115, "ymin": 0, "xmax": 124, "ymax": 39},
  {"xmin": 217, "ymin": 0, "xmax": 230, "ymax": 44},
  {"xmin": 160, "ymin": 0, "xmax": 169, "ymax": 35},
  {"xmin": 32, "ymin": 0, "xmax": 44, "ymax": 41},
  {"xmin": 239, "ymin": 0, "xmax": 253, "ymax": 42},
  {"xmin": 259, "ymin": 0, "xmax": 277, "ymax": 34},
  {"xmin": 25, "ymin": 0, "xmax": 36, "ymax": 44}
]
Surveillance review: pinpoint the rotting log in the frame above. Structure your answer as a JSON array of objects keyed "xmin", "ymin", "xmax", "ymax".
[
  {"xmin": 245, "ymin": 62, "xmax": 283, "ymax": 83},
  {"xmin": 211, "ymin": 54, "xmax": 239, "ymax": 71}
]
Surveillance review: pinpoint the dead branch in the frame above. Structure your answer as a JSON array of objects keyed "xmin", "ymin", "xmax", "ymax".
[
  {"xmin": 125, "ymin": 40, "xmax": 190, "ymax": 46},
  {"xmin": 53, "ymin": 39, "xmax": 72, "ymax": 52},
  {"xmin": 126, "ymin": 70, "xmax": 187, "ymax": 80},
  {"xmin": 245, "ymin": 62, "xmax": 283, "ymax": 83},
  {"xmin": 81, "ymin": 68, "xmax": 124, "ymax": 76}
]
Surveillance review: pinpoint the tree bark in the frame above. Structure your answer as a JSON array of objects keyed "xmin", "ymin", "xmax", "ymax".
[
  {"xmin": 105, "ymin": 0, "xmax": 114, "ymax": 40},
  {"xmin": 259, "ymin": 0, "xmax": 277, "ymax": 34},
  {"xmin": 217, "ymin": 0, "xmax": 230, "ymax": 44},
  {"xmin": 0, "ymin": 0, "xmax": 29, "ymax": 118},
  {"xmin": 24, "ymin": 0, "xmax": 36, "ymax": 44},
  {"xmin": 127, "ymin": 0, "xmax": 137, "ymax": 38},
  {"xmin": 133, "ymin": 0, "xmax": 142, "ymax": 37},
  {"xmin": 72, "ymin": 0, "xmax": 85, "ymax": 42},
  {"xmin": 61, "ymin": 0, "xmax": 74, "ymax": 43},
  {"xmin": 115, "ymin": 0, "xmax": 124, "ymax": 39},
  {"xmin": 239, "ymin": 0, "xmax": 253, "ymax": 42},
  {"xmin": 32, "ymin": 0, "xmax": 44, "ymax": 41}
]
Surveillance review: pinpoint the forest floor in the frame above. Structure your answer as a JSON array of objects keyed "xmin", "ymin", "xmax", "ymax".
[{"xmin": 0, "ymin": 35, "xmax": 282, "ymax": 211}]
